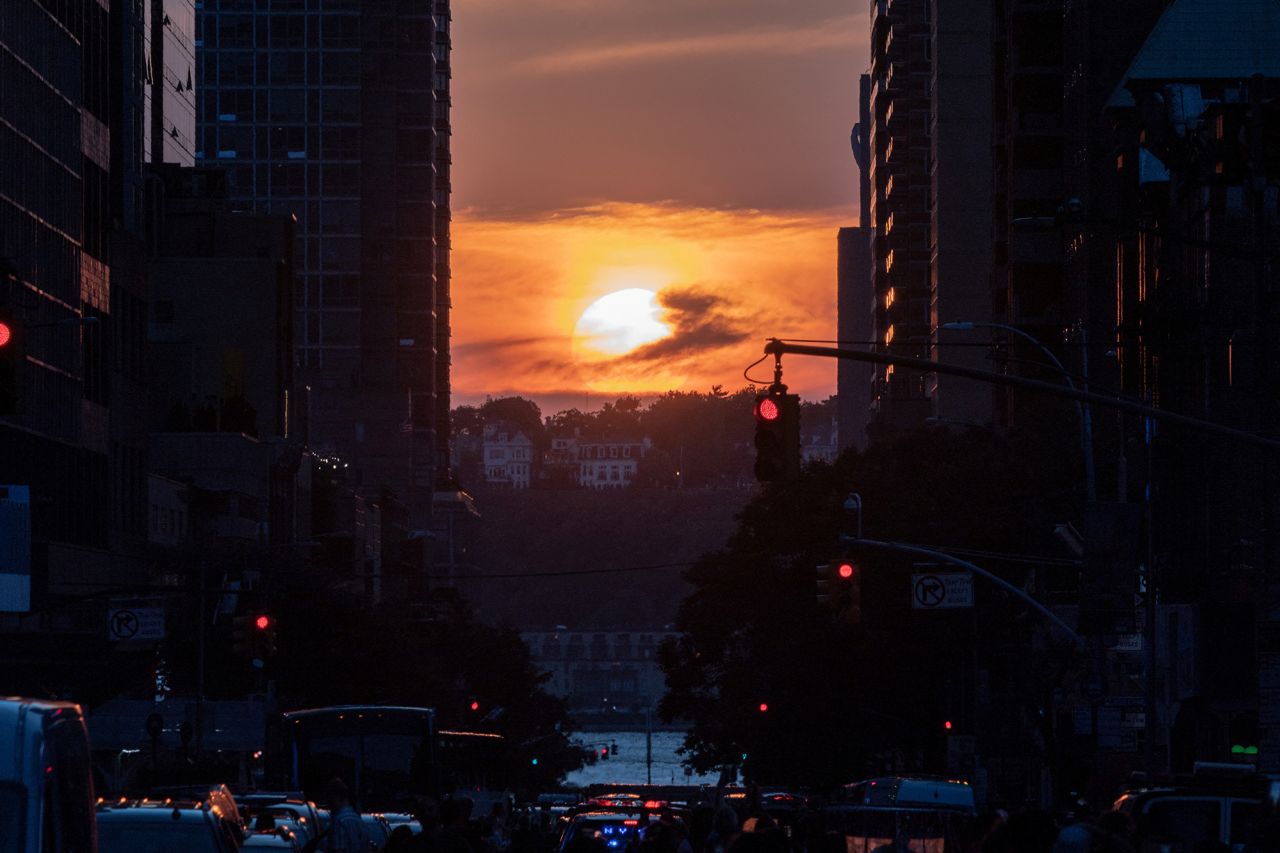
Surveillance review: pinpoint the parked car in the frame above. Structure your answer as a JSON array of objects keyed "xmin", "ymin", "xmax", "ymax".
[
  {"xmin": 363, "ymin": 813, "xmax": 393, "ymax": 848},
  {"xmin": 236, "ymin": 795, "xmax": 324, "ymax": 846},
  {"xmin": 1112, "ymin": 763, "xmax": 1277, "ymax": 851},
  {"xmin": 96, "ymin": 800, "xmax": 241, "ymax": 853},
  {"xmin": 0, "ymin": 697, "xmax": 97, "ymax": 853},
  {"xmin": 243, "ymin": 826, "xmax": 304, "ymax": 851}
]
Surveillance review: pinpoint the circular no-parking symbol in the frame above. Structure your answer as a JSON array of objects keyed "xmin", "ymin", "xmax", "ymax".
[
  {"xmin": 914, "ymin": 575, "xmax": 946, "ymax": 608},
  {"xmin": 110, "ymin": 609, "xmax": 140, "ymax": 639}
]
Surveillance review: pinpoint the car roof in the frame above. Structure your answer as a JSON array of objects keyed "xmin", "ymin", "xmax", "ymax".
[
  {"xmin": 96, "ymin": 804, "xmax": 216, "ymax": 823},
  {"xmin": 574, "ymin": 812, "xmax": 654, "ymax": 822},
  {"xmin": 243, "ymin": 834, "xmax": 298, "ymax": 848}
]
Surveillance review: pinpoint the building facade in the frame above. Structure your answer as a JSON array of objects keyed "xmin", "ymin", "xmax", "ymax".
[
  {"xmin": 578, "ymin": 438, "xmax": 649, "ymax": 489},
  {"xmin": 482, "ymin": 422, "xmax": 533, "ymax": 489},
  {"xmin": 0, "ymin": 0, "xmax": 151, "ymax": 614},
  {"xmin": 194, "ymin": 0, "xmax": 451, "ymax": 518},
  {"xmin": 867, "ymin": 0, "xmax": 934, "ymax": 431},
  {"xmin": 146, "ymin": 0, "xmax": 198, "ymax": 166},
  {"xmin": 1105, "ymin": 0, "xmax": 1280, "ymax": 774},
  {"xmin": 926, "ymin": 0, "xmax": 993, "ymax": 424},
  {"xmin": 522, "ymin": 630, "xmax": 677, "ymax": 713}
]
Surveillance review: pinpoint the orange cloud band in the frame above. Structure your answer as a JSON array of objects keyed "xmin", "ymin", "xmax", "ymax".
[{"xmin": 452, "ymin": 202, "xmax": 845, "ymax": 406}]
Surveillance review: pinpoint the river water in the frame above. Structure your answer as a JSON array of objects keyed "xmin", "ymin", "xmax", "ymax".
[{"xmin": 565, "ymin": 730, "xmax": 720, "ymax": 787}]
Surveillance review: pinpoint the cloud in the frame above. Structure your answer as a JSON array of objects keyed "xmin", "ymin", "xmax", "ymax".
[
  {"xmin": 625, "ymin": 287, "xmax": 750, "ymax": 363},
  {"xmin": 451, "ymin": 202, "xmax": 846, "ymax": 405},
  {"xmin": 515, "ymin": 14, "xmax": 861, "ymax": 75},
  {"xmin": 453, "ymin": 335, "xmax": 571, "ymax": 358}
]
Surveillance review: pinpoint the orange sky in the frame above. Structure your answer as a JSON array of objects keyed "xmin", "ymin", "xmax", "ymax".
[{"xmin": 450, "ymin": 0, "xmax": 870, "ymax": 410}]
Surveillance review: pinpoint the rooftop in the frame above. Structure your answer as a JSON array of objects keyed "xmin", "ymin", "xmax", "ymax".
[{"xmin": 1111, "ymin": 0, "xmax": 1280, "ymax": 106}]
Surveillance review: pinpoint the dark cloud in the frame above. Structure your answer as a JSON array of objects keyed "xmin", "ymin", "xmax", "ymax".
[
  {"xmin": 625, "ymin": 286, "xmax": 750, "ymax": 363},
  {"xmin": 453, "ymin": 335, "xmax": 569, "ymax": 358}
]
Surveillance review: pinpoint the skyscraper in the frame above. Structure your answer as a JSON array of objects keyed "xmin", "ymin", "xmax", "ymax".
[
  {"xmin": 836, "ymin": 74, "xmax": 872, "ymax": 451},
  {"xmin": 867, "ymin": 0, "xmax": 933, "ymax": 431},
  {"xmin": 194, "ymin": 1, "xmax": 449, "ymax": 518},
  {"xmin": 1, "ymin": 0, "xmax": 151, "ymax": 607}
]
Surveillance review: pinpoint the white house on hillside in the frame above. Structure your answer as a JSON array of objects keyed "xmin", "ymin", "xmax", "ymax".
[{"xmin": 483, "ymin": 421, "xmax": 534, "ymax": 488}]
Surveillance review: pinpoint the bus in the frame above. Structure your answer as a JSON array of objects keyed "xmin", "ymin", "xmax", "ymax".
[{"xmin": 265, "ymin": 705, "xmax": 505, "ymax": 813}]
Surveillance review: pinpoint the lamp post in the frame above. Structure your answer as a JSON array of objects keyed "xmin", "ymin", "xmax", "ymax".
[{"xmin": 940, "ymin": 321, "xmax": 1097, "ymax": 504}]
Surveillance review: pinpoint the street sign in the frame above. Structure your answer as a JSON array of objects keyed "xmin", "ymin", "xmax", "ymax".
[
  {"xmin": 108, "ymin": 605, "xmax": 165, "ymax": 642},
  {"xmin": 911, "ymin": 572, "xmax": 974, "ymax": 610},
  {"xmin": 1112, "ymin": 633, "xmax": 1143, "ymax": 652},
  {"xmin": 0, "ymin": 485, "xmax": 31, "ymax": 612}
]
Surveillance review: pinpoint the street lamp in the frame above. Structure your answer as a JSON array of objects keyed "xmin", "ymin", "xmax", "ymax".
[{"xmin": 940, "ymin": 321, "xmax": 1097, "ymax": 503}]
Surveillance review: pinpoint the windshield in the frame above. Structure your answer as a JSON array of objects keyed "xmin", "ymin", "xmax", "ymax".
[
  {"xmin": 0, "ymin": 783, "xmax": 25, "ymax": 849},
  {"xmin": 97, "ymin": 820, "xmax": 218, "ymax": 853}
]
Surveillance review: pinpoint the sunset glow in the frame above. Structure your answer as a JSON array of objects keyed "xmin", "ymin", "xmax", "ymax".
[
  {"xmin": 450, "ymin": 203, "xmax": 843, "ymax": 407},
  {"xmin": 573, "ymin": 288, "xmax": 671, "ymax": 358}
]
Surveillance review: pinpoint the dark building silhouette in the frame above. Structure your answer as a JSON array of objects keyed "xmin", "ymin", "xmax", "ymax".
[
  {"xmin": 147, "ymin": 167, "xmax": 295, "ymax": 441},
  {"xmin": 927, "ymin": 0, "xmax": 993, "ymax": 424},
  {"xmin": 837, "ymin": 76, "xmax": 872, "ymax": 451},
  {"xmin": 1105, "ymin": 0, "xmax": 1280, "ymax": 774},
  {"xmin": 194, "ymin": 1, "xmax": 451, "ymax": 521},
  {"xmin": 867, "ymin": 0, "xmax": 933, "ymax": 431},
  {"xmin": 0, "ymin": 0, "xmax": 152, "ymax": 613}
]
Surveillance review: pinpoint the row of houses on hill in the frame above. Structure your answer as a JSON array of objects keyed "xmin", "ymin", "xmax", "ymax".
[
  {"xmin": 457, "ymin": 418, "xmax": 839, "ymax": 490},
  {"xmin": 475, "ymin": 423, "xmax": 653, "ymax": 489}
]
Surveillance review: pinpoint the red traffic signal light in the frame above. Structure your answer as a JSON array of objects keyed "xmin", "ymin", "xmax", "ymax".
[
  {"xmin": 469, "ymin": 700, "xmax": 480, "ymax": 712},
  {"xmin": 758, "ymin": 703, "xmax": 769, "ymax": 713},
  {"xmin": 754, "ymin": 396, "xmax": 780, "ymax": 422},
  {"xmin": 753, "ymin": 391, "xmax": 800, "ymax": 482},
  {"xmin": 255, "ymin": 614, "xmax": 271, "ymax": 631},
  {"xmin": 944, "ymin": 720, "xmax": 953, "ymax": 731},
  {"xmin": 838, "ymin": 562, "xmax": 855, "ymax": 579},
  {"xmin": 0, "ymin": 322, "xmax": 11, "ymax": 348}
]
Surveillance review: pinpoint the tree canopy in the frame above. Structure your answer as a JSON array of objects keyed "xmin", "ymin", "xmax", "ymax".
[{"xmin": 659, "ymin": 423, "xmax": 1083, "ymax": 788}]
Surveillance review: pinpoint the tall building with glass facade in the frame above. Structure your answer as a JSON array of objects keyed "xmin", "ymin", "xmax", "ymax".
[{"xmin": 194, "ymin": 0, "xmax": 450, "ymax": 516}]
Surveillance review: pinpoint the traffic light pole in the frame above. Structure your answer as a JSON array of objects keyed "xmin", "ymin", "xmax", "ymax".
[
  {"xmin": 762, "ymin": 340, "xmax": 1280, "ymax": 452},
  {"xmin": 843, "ymin": 537, "xmax": 1085, "ymax": 649}
]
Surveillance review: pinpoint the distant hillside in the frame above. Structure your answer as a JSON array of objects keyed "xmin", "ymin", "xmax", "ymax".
[{"xmin": 456, "ymin": 486, "xmax": 749, "ymax": 630}]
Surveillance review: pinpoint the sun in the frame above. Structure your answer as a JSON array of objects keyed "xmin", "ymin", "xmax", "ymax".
[{"xmin": 573, "ymin": 288, "xmax": 671, "ymax": 358}]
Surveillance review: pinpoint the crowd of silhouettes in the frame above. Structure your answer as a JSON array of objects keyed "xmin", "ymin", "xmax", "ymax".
[{"xmin": 362, "ymin": 787, "xmax": 1280, "ymax": 853}]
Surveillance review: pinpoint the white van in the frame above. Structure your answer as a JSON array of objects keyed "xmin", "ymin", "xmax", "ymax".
[{"xmin": 0, "ymin": 697, "xmax": 97, "ymax": 852}]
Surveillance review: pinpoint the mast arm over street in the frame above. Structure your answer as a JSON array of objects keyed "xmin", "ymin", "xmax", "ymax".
[{"xmin": 763, "ymin": 339, "xmax": 1280, "ymax": 452}]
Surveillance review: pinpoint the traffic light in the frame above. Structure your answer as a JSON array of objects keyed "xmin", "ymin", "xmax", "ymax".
[
  {"xmin": 758, "ymin": 702, "xmax": 769, "ymax": 713},
  {"xmin": 753, "ymin": 389, "xmax": 800, "ymax": 482},
  {"xmin": 469, "ymin": 700, "xmax": 480, "ymax": 713},
  {"xmin": 232, "ymin": 612, "xmax": 277, "ymax": 663},
  {"xmin": 0, "ymin": 302, "xmax": 22, "ymax": 416},
  {"xmin": 817, "ymin": 560, "xmax": 862, "ymax": 623},
  {"xmin": 256, "ymin": 613, "xmax": 277, "ymax": 660},
  {"xmin": 599, "ymin": 746, "xmax": 609, "ymax": 760},
  {"xmin": 231, "ymin": 614, "xmax": 252, "ymax": 657}
]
